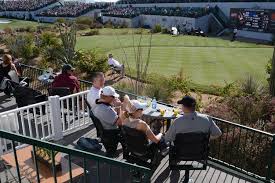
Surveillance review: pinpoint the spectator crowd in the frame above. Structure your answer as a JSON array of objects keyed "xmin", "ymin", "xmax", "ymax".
[
  {"xmin": 117, "ymin": 0, "xmax": 272, "ymax": 3},
  {"xmin": 0, "ymin": 0, "xmax": 57, "ymax": 11},
  {"xmin": 102, "ymin": 6, "xmax": 208, "ymax": 18},
  {"xmin": 37, "ymin": 2, "xmax": 111, "ymax": 17}
]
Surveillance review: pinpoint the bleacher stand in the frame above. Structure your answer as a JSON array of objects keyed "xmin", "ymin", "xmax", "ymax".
[
  {"xmin": 102, "ymin": 6, "xmax": 208, "ymax": 18},
  {"xmin": 37, "ymin": 2, "xmax": 111, "ymax": 17},
  {"xmin": 0, "ymin": 0, "xmax": 58, "ymax": 11}
]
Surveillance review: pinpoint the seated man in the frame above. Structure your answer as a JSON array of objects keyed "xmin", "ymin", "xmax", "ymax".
[
  {"xmin": 165, "ymin": 96, "xmax": 222, "ymax": 143},
  {"xmin": 87, "ymin": 72, "xmax": 105, "ymax": 111},
  {"xmin": 108, "ymin": 54, "xmax": 125, "ymax": 77},
  {"xmin": 93, "ymin": 86, "xmax": 122, "ymax": 156},
  {"xmin": 52, "ymin": 64, "xmax": 80, "ymax": 94}
]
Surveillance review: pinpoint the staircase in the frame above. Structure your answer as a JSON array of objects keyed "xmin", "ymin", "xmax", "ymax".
[{"xmin": 209, "ymin": 6, "xmax": 230, "ymax": 36}]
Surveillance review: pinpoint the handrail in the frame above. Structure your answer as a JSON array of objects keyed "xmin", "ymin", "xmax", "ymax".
[
  {"xmin": 0, "ymin": 101, "xmax": 48, "ymax": 115},
  {"xmin": 0, "ymin": 129, "xmax": 151, "ymax": 171},
  {"xmin": 212, "ymin": 117, "xmax": 275, "ymax": 137}
]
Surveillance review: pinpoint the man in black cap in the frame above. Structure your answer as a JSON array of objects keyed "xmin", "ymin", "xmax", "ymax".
[
  {"xmin": 165, "ymin": 96, "xmax": 222, "ymax": 142},
  {"xmin": 52, "ymin": 64, "xmax": 80, "ymax": 93}
]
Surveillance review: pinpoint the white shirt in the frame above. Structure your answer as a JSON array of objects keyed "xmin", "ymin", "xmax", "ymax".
[
  {"xmin": 108, "ymin": 58, "xmax": 121, "ymax": 68},
  {"xmin": 233, "ymin": 28, "xmax": 238, "ymax": 34},
  {"xmin": 87, "ymin": 86, "xmax": 102, "ymax": 111}
]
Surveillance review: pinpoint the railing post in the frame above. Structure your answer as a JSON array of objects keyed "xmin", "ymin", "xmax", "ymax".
[
  {"xmin": 49, "ymin": 96, "xmax": 63, "ymax": 141},
  {"xmin": 266, "ymin": 135, "xmax": 275, "ymax": 182}
]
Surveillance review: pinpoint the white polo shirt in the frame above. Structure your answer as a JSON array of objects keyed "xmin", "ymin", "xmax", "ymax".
[
  {"xmin": 108, "ymin": 58, "xmax": 121, "ymax": 68},
  {"xmin": 87, "ymin": 86, "xmax": 102, "ymax": 111}
]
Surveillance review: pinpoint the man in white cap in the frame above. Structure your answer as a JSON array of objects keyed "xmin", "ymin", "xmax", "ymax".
[
  {"xmin": 93, "ymin": 86, "xmax": 122, "ymax": 130},
  {"xmin": 93, "ymin": 86, "xmax": 122, "ymax": 157}
]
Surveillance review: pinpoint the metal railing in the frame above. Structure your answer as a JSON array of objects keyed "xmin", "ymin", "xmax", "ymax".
[
  {"xmin": 19, "ymin": 64, "xmax": 275, "ymax": 181},
  {"xmin": 0, "ymin": 129, "xmax": 151, "ymax": 183},
  {"xmin": 210, "ymin": 117, "xmax": 275, "ymax": 182}
]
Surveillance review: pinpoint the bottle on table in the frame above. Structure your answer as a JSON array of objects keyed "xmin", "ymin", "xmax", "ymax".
[{"xmin": 152, "ymin": 97, "xmax": 157, "ymax": 110}]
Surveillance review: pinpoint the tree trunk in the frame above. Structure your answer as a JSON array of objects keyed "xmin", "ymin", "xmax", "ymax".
[{"xmin": 270, "ymin": 47, "xmax": 275, "ymax": 96}]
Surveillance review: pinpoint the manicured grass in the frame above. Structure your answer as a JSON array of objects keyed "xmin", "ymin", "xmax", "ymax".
[
  {"xmin": 76, "ymin": 31, "xmax": 273, "ymax": 86},
  {"xmin": 0, "ymin": 18, "xmax": 48, "ymax": 29}
]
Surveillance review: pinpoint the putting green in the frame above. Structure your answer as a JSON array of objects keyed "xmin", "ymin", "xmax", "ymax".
[{"xmin": 77, "ymin": 33, "xmax": 273, "ymax": 86}]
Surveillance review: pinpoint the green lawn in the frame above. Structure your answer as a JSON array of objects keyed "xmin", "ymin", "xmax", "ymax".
[
  {"xmin": 76, "ymin": 32, "xmax": 273, "ymax": 86},
  {"xmin": 0, "ymin": 18, "xmax": 47, "ymax": 29}
]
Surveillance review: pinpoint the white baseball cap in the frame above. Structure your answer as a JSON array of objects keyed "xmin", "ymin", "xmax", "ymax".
[
  {"xmin": 131, "ymin": 100, "xmax": 147, "ymax": 110},
  {"xmin": 101, "ymin": 86, "xmax": 119, "ymax": 98}
]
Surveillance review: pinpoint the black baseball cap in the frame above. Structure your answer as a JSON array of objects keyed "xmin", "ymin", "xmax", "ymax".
[
  {"xmin": 62, "ymin": 64, "xmax": 75, "ymax": 73},
  {"xmin": 177, "ymin": 96, "xmax": 196, "ymax": 108}
]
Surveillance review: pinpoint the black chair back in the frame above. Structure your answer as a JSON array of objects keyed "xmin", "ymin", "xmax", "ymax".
[
  {"xmin": 90, "ymin": 110, "xmax": 104, "ymax": 138},
  {"xmin": 173, "ymin": 132, "xmax": 210, "ymax": 161},
  {"xmin": 122, "ymin": 126, "xmax": 149, "ymax": 156},
  {"xmin": 48, "ymin": 87, "xmax": 71, "ymax": 97}
]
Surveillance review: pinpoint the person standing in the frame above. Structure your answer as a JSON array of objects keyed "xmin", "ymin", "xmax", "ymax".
[{"xmin": 232, "ymin": 28, "xmax": 238, "ymax": 41}]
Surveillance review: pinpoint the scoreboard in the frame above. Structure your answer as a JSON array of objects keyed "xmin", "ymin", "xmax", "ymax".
[{"xmin": 230, "ymin": 8, "xmax": 275, "ymax": 33}]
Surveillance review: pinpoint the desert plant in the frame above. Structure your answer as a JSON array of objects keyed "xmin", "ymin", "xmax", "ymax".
[
  {"xmin": 74, "ymin": 49, "xmax": 108, "ymax": 76},
  {"xmin": 4, "ymin": 33, "xmax": 38, "ymax": 63},
  {"xmin": 56, "ymin": 20, "xmax": 77, "ymax": 64},
  {"xmin": 76, "ymin": 16, "xmax": 93, "ymax": 26},
  {"xmin": 239, "ymin": 75, "xmax": 262, "ymax": 95},
  {"xmin": 3, "ymin": 27, "xmax": 12, "ymax": 34},
  {"xmin": 83, "ymin": 29, "xmax": 99, "ymax": 36},
  {"xmin": 152, "ymin": 24, "xmax": 162, "ymax": 33}
]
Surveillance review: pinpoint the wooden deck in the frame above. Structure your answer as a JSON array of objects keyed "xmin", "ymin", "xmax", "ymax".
[
  {"xmin": 60, "ymin": 126, "xmax": 262, "ymax": 183},
  {"xmin": 0, "ymin": 92, "xmax": 266, "ymax": 183}
]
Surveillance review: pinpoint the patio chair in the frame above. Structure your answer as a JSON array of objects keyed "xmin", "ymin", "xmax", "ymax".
[
  {"xmin": 169, "ymin": 132, "xmax": 210, "ymax": 183},
  {"xmin": 89, "ymin": 110, "xmax": 120, "ymax": 157},
  {"xmin": 121, "ymin": 126, "xmax": 162, "ymax": 170}
]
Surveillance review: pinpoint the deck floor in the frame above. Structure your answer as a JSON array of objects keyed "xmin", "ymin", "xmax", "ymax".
[{"xmin": 0, "ymin": 92, "xmax": 264, "ymax": 183}]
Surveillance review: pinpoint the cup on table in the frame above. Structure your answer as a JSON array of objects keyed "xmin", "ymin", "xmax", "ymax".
[
  {"xmin": 160, "ymin": 108, "xmax": 166, "ymax": 116},
  {"xmin": 173, "ymin": 108, "xmax": 179, "ymax": 116}
]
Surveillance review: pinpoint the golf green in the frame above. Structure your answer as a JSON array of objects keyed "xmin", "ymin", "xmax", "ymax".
[{"xmin": 77, "ymin": 32, "xmax": 273, "ymax": 86}]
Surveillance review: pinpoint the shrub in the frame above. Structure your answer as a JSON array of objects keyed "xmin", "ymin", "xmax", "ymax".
[
  {"xmin": 76, "ymin": 24, "xmax": 90, "ymax": 31},
  {"xmin": 74, "ymin": 49, "xmax": 108, "ymax": 76},
  {"xmin": 39, "ymin": 32, "xmax": 59, "ymax": 48},
  {"xmin": 82, "ymin": 29, "xmax": 99, "ymax": 36},
  {"xmin": 4, "ymin": 33, "xmax": 37, "ymax": 62},
  {"xmin": 104, "ymin": 20, "xmax": 113, "ymax": 28},
  {"xmin": 239, "ymin": 75, "xmax": 263, "ymax": 95},
  {"xmin": 76, "ymin": 16, "xmax": 93, "ymax": 26},
  {"xmin": 90, "ymin": 22, "xmax": 104, "ymax": 29},
  {"xmin": 120, "ymin": 21, "xmax": 128, "ymax": 28},
  {"xmin": 37, "ymin": 25, "xmax": 53, "ymax": 32},
  {"xmin": 161, "ymin": 28, "xmax": 169, "ymax": 34},
  {"xmin": 26, "ymin": 25, "xmax": 36, "ymax": 33},
  {"xmin": 3, "ymin": 27, "xmax": 12, "ymax": 34},
  {"xmin": 152, "ymin": 24, "xmax": 162, "ymax": 33}
]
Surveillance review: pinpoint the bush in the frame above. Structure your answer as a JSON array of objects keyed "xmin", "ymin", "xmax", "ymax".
[
  {"xmin": 120, "ymin": 21, "xmax": 128, "ymax": 28},
  {"xmin": 76, "ymin": 16, "xmax": 93, "ymax": 26},
  {"xmin": 26, "ymin": 25, "xmax": 36, "ymax": 33},
  {"xmin": 74, "ymin": 49, "xmax": 109, "ymax": 76},
  {"xmin": 4, "ymin": 33, "xmax": 37, "ymax": 62},
  {"xmin": 161, "ymin": 28, "xmax": 169, "ymax": 34},
  {"xmin": 76, "ymin": 24, "xmax": 90, "ymax": 31},
  {"xmin": 90, "ymin": 21, "xmax": 104, "ymax": 29},
  {"xmin": 39, "ymin": 32, "xmax": 59, "ymax": 48},
  {"xmin": 104, "ymin": 20, "xmax": 113, "ymax": 28},
  {"xmin": 3, "ymin": 27, "xmax": 12, "ymax": 34},
  {"xmin": 152, "ymin": 24, "xmax": 162, "ymax": 33},
  {"xmin": 82, "ymin": 29, "xmax": 99, "ymax": 36}
]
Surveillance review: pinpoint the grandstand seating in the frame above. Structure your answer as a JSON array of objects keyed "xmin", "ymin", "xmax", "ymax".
[
  {"xmin": 37, "ymin": 2, "xmax": 110, "ymax": 17},
  {"xmin": 117, "ymin": 0, "xmax": 275, "ymax": 3},
  {"xmin": 102, "ymin": 6, "xmax": 209, "ymax": 18},
  {"xmin": 0, "ymin": 0, "xmax": 57, "ymax": 11}
]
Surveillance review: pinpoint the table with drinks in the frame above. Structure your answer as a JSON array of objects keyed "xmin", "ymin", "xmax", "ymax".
[{"xmin": 137, "ymin": 96, "xmax": 181, "ymax": 132}]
